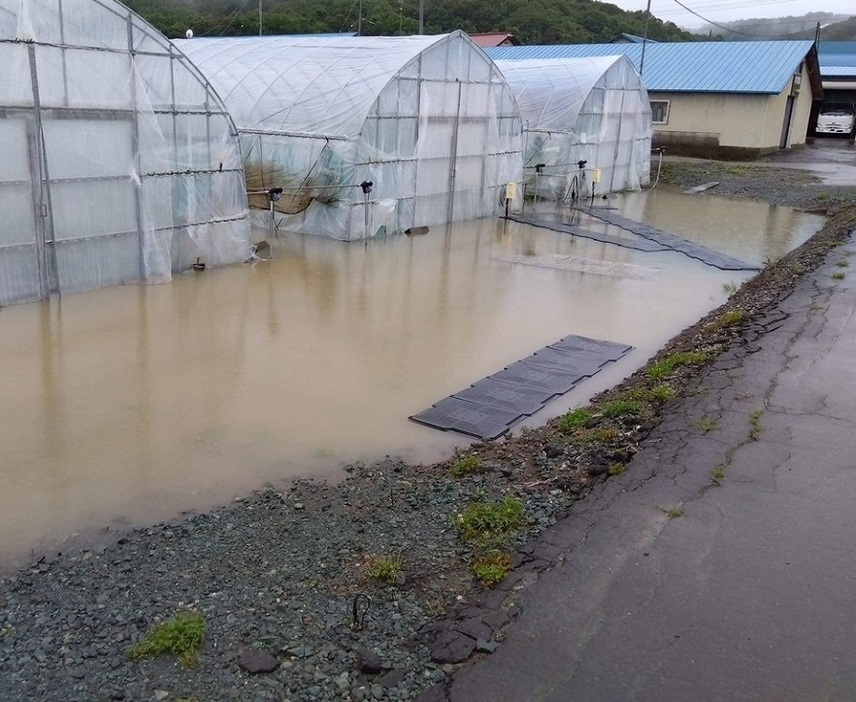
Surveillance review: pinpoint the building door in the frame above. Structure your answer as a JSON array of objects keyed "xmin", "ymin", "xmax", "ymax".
[{"xmin": 780, "ymin": 96, "xmax": 796, "ymax": 149}]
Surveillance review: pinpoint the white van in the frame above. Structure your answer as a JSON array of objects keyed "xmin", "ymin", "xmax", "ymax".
[{"xmin": 816, "ymin": 102, "xmax": 856, "ymax": 137}]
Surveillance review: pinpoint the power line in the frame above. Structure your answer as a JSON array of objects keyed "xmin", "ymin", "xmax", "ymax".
[{"xmin": 665, "ymin": 0, "xmax": 778, "ymax": 36}]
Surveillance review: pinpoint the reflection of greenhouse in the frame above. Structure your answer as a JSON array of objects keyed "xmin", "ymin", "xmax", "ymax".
[
  {"xmin": 0, "ymin": 0, "xmax": 251, "ymax": 306},
  {"xmin": 493, "ymin": 56, "xmax": 651, "ymax": 201},
  {"xmin": 177, "ymin": 32, "xmax": 524, "ymax": 241}
]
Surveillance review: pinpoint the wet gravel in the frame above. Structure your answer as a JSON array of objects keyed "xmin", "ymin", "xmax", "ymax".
[
  {"xmin": 3, "ymin": 164, "xmax": 856, "ymax": 702},
  {"xmin": 658, "ymin": 160, "xmax": 856, "ymax": 212}
]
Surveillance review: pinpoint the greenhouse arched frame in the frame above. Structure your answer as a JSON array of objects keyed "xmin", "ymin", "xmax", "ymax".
[
  {"xmin": 0, "ymin": 0, "xmax": 251, "ymax": 306},
  {"xmin": 176, "ymin": 31, "xmax": 524, "ymax": 241}
]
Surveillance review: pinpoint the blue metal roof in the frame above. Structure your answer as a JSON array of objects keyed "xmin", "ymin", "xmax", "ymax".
[
  {"xmin": 486, "ymin": 41, "xmax": 816, "ymax": 94},
  {"xmin": 818, "ymin": 41, "xmax": 856, "ymax": 68},
  {"xmin": 822, "ymin": 66, "xmax": 856, "ymax": 77}
]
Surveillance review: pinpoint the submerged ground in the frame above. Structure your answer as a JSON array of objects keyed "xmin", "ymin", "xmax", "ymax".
[{"xmin": 2, "ymin": 148, "xmax": 856, "ymax": 702}]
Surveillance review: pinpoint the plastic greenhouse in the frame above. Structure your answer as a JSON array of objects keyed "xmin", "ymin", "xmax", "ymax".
[
  {"xmin": 493, "ymin": 56, "xmax": 651, "ymax": 201},
  {"xmin": 176, "ymin": 32, "xmax": 523, "ymax": 240},
  {"xmin": 0, "ymin": 0, "xmax": 251, "ymax": 306}
]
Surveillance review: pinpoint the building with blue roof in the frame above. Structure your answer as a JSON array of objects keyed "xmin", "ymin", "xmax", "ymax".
[
  {"xmin": 487, "ymin": 41, "xmax": 823, "ymax": 159},
  {"xmin": 816, "ymin": 42, "xmax": 856, "ymax": 125}
]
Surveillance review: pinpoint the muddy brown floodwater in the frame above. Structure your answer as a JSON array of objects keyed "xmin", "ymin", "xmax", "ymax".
[{"xmin": 0, "ymin": 189, "xmax": 824, "ymax": 569}]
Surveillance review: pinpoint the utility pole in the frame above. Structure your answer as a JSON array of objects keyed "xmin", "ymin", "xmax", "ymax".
[
  {"xmin": 358, "ymin": 0, "xmax": 362, "ymax": 35},
  {"xmin": 639, "ymin": 0, "xmax": 652, "ymax": 78},
  {"xmin": 258, "ymin": 0, "xmax": 262, "ymax": 35},
  {"xmin": 418, "ymin": 0, "xmax": 424, "ymax": 34}
]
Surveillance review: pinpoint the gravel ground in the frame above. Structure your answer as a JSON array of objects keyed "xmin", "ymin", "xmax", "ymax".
[
  {"xmin": 2, "ymin": 165, "xmax": 856, "ymax": 702},
  {"xmin": 657, "ymin": 160, "xmax": 856, "ymax": 212}
]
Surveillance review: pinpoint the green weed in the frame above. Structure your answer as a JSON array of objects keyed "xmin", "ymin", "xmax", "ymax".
[
  {"xmin": 749, "ymin": 409, "xmax": 763, "ymax": 441},
  {"xmin": 712, "ymin": 464, "xmax": 726, "ymax": 483},
  {"xmin": 456, "ymin": 496, "xmax": 525, "ymax": 546},
  {"xmin": 365, "ymin": 554, "xmax": 401, "ymax": 584},
  {"xmin": 836, "ymin": 259, "xmax": 850, "ymax": 268},
  {"xmin": 128, "ymin": 612, "xmax": 206, "ymax": 668},
  {"xmin": 722, "ymin": 281, "xmax": 738, "ymax": 293},
  {"xmin": 451, "ymin": 455, "xmax": 483, "ymax": 477},
  {"xmin": 567, "ymin": 427, "xmax": 621, "ymax": 446},
  {"xmin": 559, "ymin": 408, "xmax": 594, "ymax": 432},
  {"xmin": 608, "ymin": 463, "xmax": 626, "ymax": 476},
  {"xmin": 649, "ymin": 351, "xmax": 709, "ymax": 380},
  {"xmin": 472, "ymin": 552, "xmax": 513, "ymax": 586},
  {"xmin": 832, "ymin": 271, "xmax": 846, "ymax": 280},
  {"xmin": 660, "ymin": 505, "xmax": 684, "ymax": 519},
  {"xmin": 709, "ymin": 310, "xmax": 745, "ymax": 330},
  {"xmin": 693, "ymin": 416, "xmax": 720, "ymax": 433},
  {"xmin": 601, "ymin": 398, "xmax": 644, "ymax": 419},
  {"xmin": 619, "ymin": 384, "xmax": 676, "ymax": 404}
]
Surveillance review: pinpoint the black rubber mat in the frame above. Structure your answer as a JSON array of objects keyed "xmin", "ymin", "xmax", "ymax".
[
  {"xmin": 507, "ymin": 214, "xmax": 668, "ymax": 253},
  {"xmin": 410, "ymin": 334, "xmax": 633, "ymax": 440},
  {"xmin": 576, "ymin": 208, "xmax": 759, "ymax": 272}
]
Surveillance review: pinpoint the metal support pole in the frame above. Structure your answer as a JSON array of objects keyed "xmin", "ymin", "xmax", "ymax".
[
  {"xmin": 258, "ymin": 0, "xmax": 262, "ymax": 36},
  {"xmin": 639, "ymin": 0, "xmax": 652, "ymax": 78},
  {"xmin": 418, "ymin": 0, "xmax": 424, "ymax": 34}
]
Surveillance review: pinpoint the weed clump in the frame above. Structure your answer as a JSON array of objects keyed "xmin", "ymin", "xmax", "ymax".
[
  {"xmin": 472, "ymin": 552, "xmax": 512, "ymax": 586},
  {"xmin": 749, "ymin": 409, "xmax": 763, "ymax": 440},
  {"xmin": 832, "ymin": 271, "xmax": 846, "ymax": 280},
  {"xmin": 456, "ymin": 496, "xmax": 525, "ymax": 546},
  {"xmin": 619, "ymin": 384, "xmax": 675, "ymax": 404},
  {"xmin": 608, "ymin": 463, "xmax": 626, "ymax": 476},
  {"xmin": 712, "ymin": 464, "xmax": 726, "ymax": 483},
  {"xmin": 693, "ymin": 416, "xmax": 720, "ymax": 433},
  {"xmin": 365, "ymin": 554, "xmax": 401, "ymax": 584},
  {"xmin": 567, "ymin": 427, "xmax": 620, "ymax": 446},
  {"xmin": 649, "ymin": 351, "xmax": 709, "ymax": 380},
  {"xmin": 602, "ymin": 398, "xmax": 644, "ymax": 419},
  {"xmin": 129, "ymin": 612, "xmax": 206, "ymax": 668},
  {"xmin": 709, "ymin": 310, "xmax": 745, "ymax": 330},
  {"xmin": 559, "ymin": 408, "xmax": 593, "ymax": 433},
  {"xmin": 451, "ymin": 455, "xmax": 483, "ymax": 477},
  {"xmin": 660, "ymin": 505, "xmax": 684, "ymax": 519}
]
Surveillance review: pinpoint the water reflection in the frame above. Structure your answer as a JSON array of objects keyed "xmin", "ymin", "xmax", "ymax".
[{"xmin": 0, "ymin": 199, "xmax": 824, "ymax": 568}]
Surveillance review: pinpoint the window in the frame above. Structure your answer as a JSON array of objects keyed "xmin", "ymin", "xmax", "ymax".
[{"xmin": 650, "ymin": 100, "xmax": 670, "ymax": 124}]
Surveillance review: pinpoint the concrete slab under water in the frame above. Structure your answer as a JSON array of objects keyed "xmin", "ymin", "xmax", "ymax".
[{"xmin": 0, "ymin": 194, "xmax": 824, "ymax": 568}]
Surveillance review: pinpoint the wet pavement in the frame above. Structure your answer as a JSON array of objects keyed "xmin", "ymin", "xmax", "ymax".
[
  {"xmin": 438, "ymin": 232, "xmax": 856, "ymax": 701},
  {"xmin": 760, "ymin": 138, "xmax": 856, "ymax": 186},
  {"xmin": 0, "ymin": 192, "xmax": 823, "ymax": 569}
]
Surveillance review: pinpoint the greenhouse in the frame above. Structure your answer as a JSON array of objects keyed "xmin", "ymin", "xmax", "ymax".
[
  {"xmin": 0, "ymin": 0, "xmax": 251, "ymax": 306},
  {"xmin": 492, "ymin": 56, "xmax": 651, "ymax": 202},
  {"xmin": 176, "ymin": 32, "xmax": 523, "ymax": 241}
]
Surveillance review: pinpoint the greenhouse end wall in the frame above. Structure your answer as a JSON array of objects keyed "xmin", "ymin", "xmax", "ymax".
[
  {"xmin": 177, "ymin": 33, "xmax": 523, "ymax": 241},
  {"xmin": 495, "ymin": 56, "xmax": 651, "ymax": 202},
  {"xmin": 0, "ymin": 0, "xmax": 251, "ymax": 306}
]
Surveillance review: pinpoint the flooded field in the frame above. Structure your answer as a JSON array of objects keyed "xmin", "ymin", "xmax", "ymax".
[{"xmin": 0, "ymin": 189, "xmax": 824, "ymax": 568}]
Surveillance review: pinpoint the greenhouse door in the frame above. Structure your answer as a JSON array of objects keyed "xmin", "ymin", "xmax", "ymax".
[{"xmin": 0, "ymin": 115, "xmax": 54, "ymax": 305}]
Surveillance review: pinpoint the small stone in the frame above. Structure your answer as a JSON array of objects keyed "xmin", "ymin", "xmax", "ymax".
[
  {"xmin": 154, "ymin": 691, "xmax": 169, "ymax": 701},
  {"xmin": 395, "ymin": 572, "xmax": 407, "ymax": 587},
  {"xmin": 476, "ymin": 639, "xmax": 499, "ymax": 654},
  {"xmin": 356, "ymin": 647, "xmax": 385, "ymax": 675},
  {"xmin": 294, "ymin": 503, "xmax": 305, "ymax": 510},
  {"xmin": 238, "ymin": 648, "xmax": 280, "ymax": 675},
  {"xmin": 544, "ymin": 444, "xmax": 564, "ymax": 458},
  {"xmin": 382, "ymin": 669, "xmax": 407, "ymax": 689}
]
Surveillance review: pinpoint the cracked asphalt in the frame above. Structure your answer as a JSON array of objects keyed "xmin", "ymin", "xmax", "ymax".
[{"xmin": 430, "ymin": 234, "xmax": 856, "ymax": 700}]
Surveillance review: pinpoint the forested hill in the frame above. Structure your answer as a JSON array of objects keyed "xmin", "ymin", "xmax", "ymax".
[{"xmin": 125, "ymin": 0, "xmax": 695, "ymax": 44}]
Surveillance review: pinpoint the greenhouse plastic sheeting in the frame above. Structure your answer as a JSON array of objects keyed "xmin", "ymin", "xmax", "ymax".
[
  {"xmin": 176, "ymin": 32, "xmax": 524, "ymax": 241},
  {"xmin": 494, "ymin": 56, "xmax": 651, "ymax": 201},
  {"xmin": 0, "ymin": 0, "xmax": 251, "ymax": 305}
]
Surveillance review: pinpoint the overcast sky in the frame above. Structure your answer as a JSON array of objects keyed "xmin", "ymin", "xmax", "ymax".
[{"xmin": 608, "ymin": 0, "xmax": 854, "ymax": 29}]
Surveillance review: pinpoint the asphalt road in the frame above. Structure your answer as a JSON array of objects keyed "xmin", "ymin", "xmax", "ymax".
[{"xmin": 439, "ymin": 233, "xmax": 856, "ymax": 701}]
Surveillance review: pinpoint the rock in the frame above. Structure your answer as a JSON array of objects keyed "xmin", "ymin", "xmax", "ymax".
[
  {"xmin": 356, "ymin": 647, "xmax": 385, "ymax": 675},
  {"xmin": 544, "ymin": 443, "xmax": 564, "ymax": 458},
  {"xmin": 238, "ymin": 648, "xmax": 280, "ymax": 674},
  {"xmin": 587, "ymin": 463, "xmax": 609, "ymax": 476},
  {"xmin": 154, "ymin": 691, "xmax": 169, "ymax": 701},
  {"xmin": 430, "ymin": 630, "xmax": 476, "ymax": 664},
  {"xmin": 382, "ymin": 669, "xmax": 407, "ymax": 689},
  {"xmin": 395, "ymin": 572, "xmax": 407, "ymax": 587},
  {"xmin": 476, "ymin": 638, "xmax": 499, "ymax": 654}
]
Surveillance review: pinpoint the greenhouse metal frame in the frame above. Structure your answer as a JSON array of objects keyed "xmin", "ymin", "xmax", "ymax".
[
  {"xmin": 177, "ymin": 31, "xmax": 524, "ymax": 240},
  {"xmin": 0, "ymin": 0, "xmax": 251, "ymax": 305},
  {"xmin": 493, "ymin": 56, "xmax": 651, "ymax": 201}
]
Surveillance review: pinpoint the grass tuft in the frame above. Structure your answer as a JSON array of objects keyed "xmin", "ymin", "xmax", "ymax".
[
  {"xmin": 722, "ymin": 281, "xmax": 738, "ymax": 293},
  {"xmin": 836, "ymin": 259, "xmax": 850, "ymax": 268},
  {"xmin": 832, "ymin": 271, "xmax": 846, "ymax": 280},
  {"xmin": 559, "ymin": 408, "xmax": 594, "ymax": 433},
  {"xmin": 365, "ymin": 554, "xmax": 401, "ymax": 584},
  {"xmin": 660, "ymin": 505, "xmax": 684, "ymax": 519},
  {"xmin": 749, "ymin": 409, "xmax": 763, "ymax": 441},
  {"xmin": 472, "ymin": 552, "xmax": 512, "ymax": 586},
  {"xmin": 708, "ymin": 310, "xmax": 745, "ymax": 330},
  {"xmin": 601, "ymin": 399, "xmax": 644, "ymax": 419},
  {"xmin": 712, "ymin": 464, "xmax": 726, "ymax": 483},
  {"xmin": 456, "ymin": 496, "xmax": 525, "ymax": 547},
  {"xmin": 608, "ymin": 463, "xmax": 626, "ymax": 476},
  {"xmin": 649, "ymin": 351, "xmax": 709, "ymax": 380},
  {"xmin": 129, "ymin": 612, "xmax": 206, "ymax": 668},
  {"xmin": 693, "ymin": 416, "xmax": 720, "ymax": 433},
  {"xmin": 451, "ymin": 455, "xmax": 483, "ymax": 477}
]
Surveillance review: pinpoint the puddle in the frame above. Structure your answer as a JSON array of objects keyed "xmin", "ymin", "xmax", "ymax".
[{"xmin": 0, "ymin": 195, "xmax": 824, "ymax": 569}]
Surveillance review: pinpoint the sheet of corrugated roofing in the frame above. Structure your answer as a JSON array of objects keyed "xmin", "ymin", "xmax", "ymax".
[
  {"xmin": 486, "ymin": 41, "xmax": 815, "ymax": 94},
  {"xmin": 822, "ymin": 65, "xmax": 856, "ymax": 77}
]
